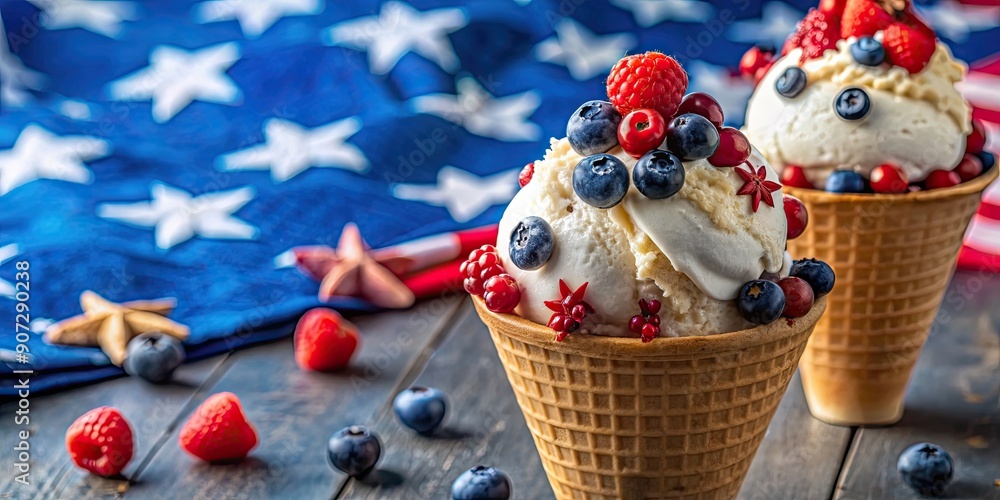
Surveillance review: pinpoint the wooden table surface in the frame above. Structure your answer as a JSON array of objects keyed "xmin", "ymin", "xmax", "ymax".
[{"xmin": 3, "ymin": 270, "xmax": 998, "ymax": 500}]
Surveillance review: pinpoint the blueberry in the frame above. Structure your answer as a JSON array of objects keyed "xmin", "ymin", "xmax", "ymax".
[
  {"xmin": 790, "ymin": 258, "xmax": 836, "ymax": 297},
  {"xmin": 851, "ymin": 36, "xmax": 885, "ymax": 66},
  {"xmin": 825, "ymin": 170, "xmax": 867, "ymax": 193},
  {"xmin": 567, "ymin": 100, "xmax": 622, "ymax": 156},
  {"xmin": 452, "ymin": 466, "xmax": 512, "ymax": 499},
  {"xmin": 665, "ymin": 113, "xmax": 719, "ymax": 161},
  {"xmin": 897, "ymin": 443, "xmax": 954, "ymax": 496},
  {"xmin": 123, "ymin": 332, "xmax": 185, "ymax": 383},
  {"xmin": 327, "ymin": 425, "xmax": 381, "ymax": 477},
  {"xmin": 835, "ymin": 87, "xmax": 871, "ymax": 121},
  {"xmin": 976, "ymin": 151, "xmax": 995, "ymax": 172},
  {"xmin": 737, "ymin": 280, "xmax": 786, "ymax": 325},
  {"xmin": 776, "ymin": 67, "xmax": 807, "ymax": 98},
  {"xmin": 633, "ymin": 149, "xmax": 685, "ymax": 199},
  {"xmin": 573, "ymin": 154, "xmax": 629, "ymax": 208},
  {"xmin": 393, "ymin": 386, "xmax": 447, "ymax": 434},
  {"xmin": 509, "ymin": 216, "xmax": 555, "ymax": 271}
]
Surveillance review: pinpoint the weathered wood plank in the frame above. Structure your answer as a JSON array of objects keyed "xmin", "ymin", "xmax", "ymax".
[
  {"xmin": 739, "ymin": 372, "xmax": 854, "ymax": 500},
  {"xmin": 338, "ymin": 301, "xmax": 553, "ymax": 500},
  {"xmin": 834, "ymin": 271, "xmax": 1000, "ymax": 500},
  {"xmin": 121, "ymin": 296, "xmax": 466, "ymax": 500},
  {"xmin": 0, "ymin": 356, "xmax": 225, "ymax": 500}
]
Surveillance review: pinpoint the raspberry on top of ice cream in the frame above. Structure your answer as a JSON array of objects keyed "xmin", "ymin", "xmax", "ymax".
[
  {"xmin": 741, "ymin": 0, "xmax": 993, "ymax": 192},
  {"xmin": 463, "ymin": 52, "xmax": 835, "ymax": 342}
]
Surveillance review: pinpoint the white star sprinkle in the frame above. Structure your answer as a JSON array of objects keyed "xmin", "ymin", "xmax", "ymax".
[
  {"xmin": 410, "ymin": 77, "xmax": 541, "ymax": 142},
  {"xmin": 917, "ymin": 0, "xmax": 1000, "ymax": 42},
  {"xmin": 535, "ymin": 19, "xmax": 636, "ymax": 81},
  {"xmin": 26, "ymin": 0, "xmax": 137, "ymax": 38},
  {"xmin": 106, "ymin": 42, "xmax": 242, "ymax": 123},
  {"xmin": 324, "ymin": 1, "xmax": 467, "ymax": 75},
  {"xmin": 686, "ymin": 61, "xmax": 753, "ymax": 125},
  {"xmin": 0, "ymin": 244, "xmax": 20, "ymax": 299},
  {"xmin": 727, "ymin": 1, "xmax": 802, "ymax": 48},
  {"xmin": 393, "ymin": 167, "xmax": 519, "ymax": 223},
  {"xmin": 218, "ymin": 117, "xmax": 369, "ymax": 183},
  {"xmin": 97, "ymin": 183, "xmax": 258, "ymax": 250},
  {"xmin": 0, "ymin": 125, "xmax": 110, "ymax": 196},
  {"xmin": 610, "ymin": 0, "xmax": 715, "ymax": 27},
  {"xmin": 193, "ymin": 0, "xmax": 323, "ymax": 39}
]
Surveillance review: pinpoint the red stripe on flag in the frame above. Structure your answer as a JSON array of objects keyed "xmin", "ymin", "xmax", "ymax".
[
  {"xmin": 958, "ymin": 245, "xmax": 1000, "ymax": 272},
  {"xmin": 978, "ymin": 201, "xmax": 1000, "ymax": 221}
]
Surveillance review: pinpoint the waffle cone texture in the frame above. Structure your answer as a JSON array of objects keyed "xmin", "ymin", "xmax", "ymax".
[
  {"xmin": 786, "ymin": 169, "xmax": 997, "ymax": 426},
  {"xmin": 473, "ymin": 296, "xmax": 826, "ymax": 499}
]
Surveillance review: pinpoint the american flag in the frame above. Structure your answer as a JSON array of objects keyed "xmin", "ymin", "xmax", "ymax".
[{"xmin": 1, "ymin": 0, "xmax": 997, "ymax": 395}]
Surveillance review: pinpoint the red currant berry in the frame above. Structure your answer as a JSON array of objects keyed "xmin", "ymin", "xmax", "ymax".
[
  {"xmin": 781, "ymin": 165, "xmax": 814, "ymax": 189},
  {"xmin": 967, "ymin": 119, "xmax": 986, "ymax": 155},
  {"xmin": 778, "ymin": 277, "xmax": 814, "ymax": 318},
  {"xmin": 548, "ymin": 313, "xmax": 566, "ymax": 331},
  {"xmin": 640, "ymin": 323, "xmax": 660, "ymax": 342},
  {"xmin": 708, "ymin": 127, "xmax": 751, "ymax": 167},
  {"xmin": 869, "ymin": 163, "xmax": 909, "ymax": 194},
  {"xmin": 628, "ymin": 315, "xmax": 646, "ymax": 333},
  {"xmin": 618, "ymin": 109, "xmax": 667, "ymax": 158},
  {"xmin": 646, "ymin": 299, "xmax": 661, "ymax": 315},
  {"xmin": 924, "ymin": 169, "xmax": 961, "ymax": 190},
  {"xmin": 739, "ymin": 46, "xmax": 774, "ymax": 81},
  {"xmin": 564, "ymin": 318, "xmax": 581, "ymax": 333},
  {"xmin": 463, "ymin": 277, "xmax": 484, "ymax": 296},
  {"xmin": 954, "ymin": 154, "xmax": 983, "ymax": 182},
  {"xmin": 638, "ymin": 298, "xmax": 650, "ymax": 316},
  {"xmin": 483, "ymin": 274, "xmax": 520, "ymax": 313},
  {"xmin": 571, "ymin": 304, "xmax": 587, "ymax": 320},
  {"xmin": 783, "ymin": 194, "xmax": 809, "ymax": 240},
  {"xmin": 519, "ymin": 162, "xmax": 535, "ymax": 188},
  {"xmin": 647, "ymin": 314, "xmax": 660, "ymax": 327},
  {"xmin": 676, "ymin": 92, "xmax": 724, "ymax": 128}
]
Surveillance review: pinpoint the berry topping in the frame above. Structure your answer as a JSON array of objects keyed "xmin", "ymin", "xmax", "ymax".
[
  {"xmin": 618, "ymin": 108, "xmax": 667, "ymax": 158},
  {"xmin": 735, "ymin": 162, "xmax": 782, "ymax": 212},
  {"xmin": 825, "ymin": 170, "xmax": 867, "ymax": 193},
  {"xmin": 567, "ymin": 100, "xmax": 623, "ymax": 156},
  {"xmin": 633, "ymin": 149, "xmax": 686, "ymax": 199},
  {"xmin": 394, "ymin": 387, "xmax": 448, "ymax": 435},
  {"xmin": 66, "ymin": 407, "xmax": 134, "ymax": 477},
  {"xmin": 870, "ymin": 163, "xmax": 910, "ymax": 193},
  {"xmin": 835, "ymin": 87, "xmax": 871, "ymax": 121},
  {"xmin": 783, "ymin": 8, "xmax": 840, "ymax": 62},
  {"xmin": 123, "ymin": 331, "xmax": 186, "ymax": 383},
  {"xmin": 790, "ymin": 258, "xmax": 836, "ymax": 297},
  {"xmin": 461, "ymin": 245, "xmax": 504, "ymax": 296},
  {"xmin": 179, "ymin": 392, "xmax": 258, "ymax": 462},
  {"xmin": 606, "ymin": 52, "xmax": 688, "ymax": 119},
  {"xmin": 545, "ymin": 280, "xmax": 594, "ymax": 342},
  {"xmin": 452, "ymin": 466, "xmax": 513, "ymax": 500},
  {"xmin": 781, "ymin": 165, "xmax": 815, "ymax": 189},
  {"xmin": 327, "ymin": 425, "xmax": 381, "ymax": 477},
  {"xmin": 509, "ymin": 216, "xmax": 555, "ymax": 271},
  {"xmin": 640, "ymin": 323, "xmax": 660, "ymax": 342},
  {"xmin": 923, "ymin": 169, "xmax": 960, "ymax": 190},
  {"xmin": 676, "ymin": 92, "xmax": 725, "ymax": 128},
  {"xmin": 819, "ymin": 0, "xmax": 848, "ymax": 14},
  {"xmin": 966, "ymin": 118, "xmax": 986, "ymax": 155},
  {"xmin": 737, "ymin": 279, "xmax": 786, "ymax": 325},
  {"xmin": 573, "ymin": 154, "xmax": 630, "ymax": 208},
  {"xmin": 665, "ymin": 113, "xmax": 720, "ymax": 161},
  {"xmin": 883, "ymin": 18, "xmax": 936, "ymax": 74},
  {"xmin": 483, "ymin": 274, "xmax": 521, "ymax": 313},
  {"xmin": 708, "ymin": 127, "xmax": 751, "ymax": 167},
  {"xmin": 294, "ymin": 308, "xmax": 359, "ymax": 372},
  {"xmin": 977, "ymin": 151, "xmax": 996, "ymax": 172},
  {"xmin": 841, "ymin": 0, "xmax": 895, "ymax": 39},
  {"xmin": 897, "ymin": 443, "xmax": 954, "ymax": 497},
  {"xmin": 778, "ymin": 276, "xmax": 815, "ymax": 318},
  {"xmin": 784, "ymin": 194, "xmax": 809, "ymax": 240},
  {"xmin": 739, "ymin": 46, "xmax": 775, "ymax": 82},
  {"xmin": 851, "ymin": 36, "xmax": 886, "ymax": 66},
  {"xmin": 775, "ymin": 67, "xmax": 808, "ymax": 98},
  {"xmin": 518, "ymin": 162, "xmax": 534, "ymax": 188},
  {"xmin": 628, "ymin": 298, "xmax": 664, "ymax": 342},
  {"xmin": 954, "ymin": 154, "xmax": 984, "ymax": 182},
  {"xmin": 628, "ymin": 315, "xmax": 646, "ymax": 333}
]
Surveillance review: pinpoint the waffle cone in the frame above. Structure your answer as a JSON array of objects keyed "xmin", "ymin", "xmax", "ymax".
[
  {"xmin": 786, "ymin": 169, "xmax": 997, "ymax": 426},
  {"xmin": 473, "ymin": 296, "xmax": 826, "ymax": 499}
]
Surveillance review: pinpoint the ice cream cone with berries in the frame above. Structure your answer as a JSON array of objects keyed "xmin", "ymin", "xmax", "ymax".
[
  {"xmin": 465, "ymin": 52, "xmax": 830, "ymax": 499},
  {"xmin": 741, "ymin": 0, "xmax": 997, "ymax": 425}
]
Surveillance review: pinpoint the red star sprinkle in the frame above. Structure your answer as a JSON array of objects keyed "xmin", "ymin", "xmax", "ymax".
[{"xmin": 735, "ymin": 161, "xmax": 781, "ymax": 212}]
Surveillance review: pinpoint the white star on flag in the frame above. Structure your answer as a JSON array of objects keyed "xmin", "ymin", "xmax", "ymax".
[
  {"xmin": 392, "ymin": 167, "xmax": 519, "ymax": 223},
  {"xmin": 410, "ymin": 77, "xmax": 541, "ymax": 142},
  {"xmin": 106, "ymin": 42, "xmax": 242, "ymax": 123},
  {"xmin": 686, "ymin": 61, "xmax": 753, "ymax": 125},
  {"xmin": 0, "ymin": 14, "xmax": 46, "ymax": 106},
  {"xmin": 218, "ymin": 117, "xmax": 369, "ymax": 183},
  {"xmin": 0, "ymin": 244, "xmax": 20, "ymax": 299},
  {"xmin": 193, "ymin": 0, "xmax": 324, "ymax": 39},
  {"xmin": 535, "ymin": 19, "xmax": 636, "ymax": 81},
  {"xmin": 324, "ymin": 1, "xmax": 467, "ymax": 75},
  {"xmin": 0, "ymin": 124, "xmax": 111, "ymax": 196},
  {"xmin": 97, "ymin": 183, "xmax": 259, "ymax": 250},
  {"xmin": 916, "ymin": 0, "xmax": 999, "ymax": 43},
  {"xmin": 728, "ymin": 1, "xmax": 802, "ymax": 48},
  {"xmin": 26, "ymin": 0, "xmax": 137, "ymax": 38},
  {"xmin": 610, "ymin": 0, "xmax": 715, "ymax": 27}
]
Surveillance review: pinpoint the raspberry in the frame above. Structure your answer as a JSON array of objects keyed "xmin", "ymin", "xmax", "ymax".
[
  {"xmin": 483, "ymin": 274, "xmax": 520, "ymax": 313},
  {"xmin": 179, "ymin": 392, "xmax": 258, "ymax": 462},
  {"xmin": 841, "ymin": 0, "xmax": 895, "ymax": 39},
  {"xmin": 460, "ymin": 245, "xmax": 504, "ymax": 296},
  {"xmin": 783, "ymin": 8, "xmax": 841, "ymax": 62},
  {"xmin": 519, "ymin": 162, "xmax": 534, "ymax": 188},
  {"xmin": 66, "ymin": 407, "xmax": 134, "ymax": 477},
  {"xmin": 606, "ymin": 52, "xmax": 688, "ymax": 119},
  {"xmin": 884, "ymin": 21, "xmax": 936, "ymax": 74},
  {"xmin": 294, "ymin": 308, "xmax": 359, "ymax": 372},
  {"xmin": 819, "ymin": 0, "xmax": 848, "ymax": 15}
]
